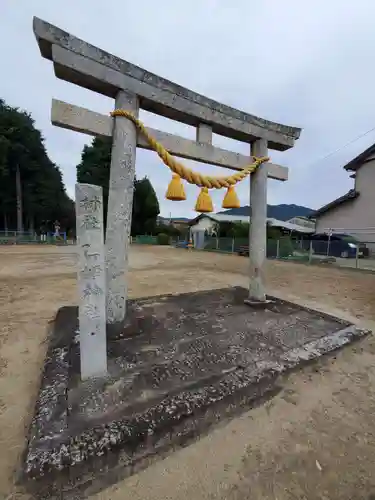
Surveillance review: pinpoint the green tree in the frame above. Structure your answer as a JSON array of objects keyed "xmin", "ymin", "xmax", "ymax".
[
  {"xmin": 0, "ymin": 99, "xmax": 75, "ymax": 234},
  {"xmin": 76, "ymin": 137, "xmax": 111, "ymax": 226},
  {"xmin": 267, "ymin": 224, "xmax": 283, "ymax": 240},
  {"xmin": 221, "ymin": 222, "xmax": 249, "ymax": 238},
  {"xmin": 76, "ymin": 137, "xmax": 160, "ymax": 235},
  {"xmin": 131, "ymin": 177, "xmax": 159, "ymax": 235},
  {"xmin": 154, "ymin": 223, "xmax": 181, "ymax": 237},
  {"xmin": 218, "ymin": 221, "xmax": 235, "ymax": 237},
  {"xmin": 218, "ymin": 221, "xmax": 285, "ymax": 240}
]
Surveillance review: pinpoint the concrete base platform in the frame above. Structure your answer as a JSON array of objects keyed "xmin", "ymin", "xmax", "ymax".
[{"xmin": 21, "ymin": 287, "xmax": 370, "ymax": 499}]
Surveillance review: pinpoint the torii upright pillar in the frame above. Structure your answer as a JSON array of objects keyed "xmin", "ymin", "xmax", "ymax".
[
  {"xmin": 248, "ymin": 138, "xmax": 268, "ymax": 303},
  {"xmin": 105, "ymin": 91, "xmax": 139, "ymax": 324}
]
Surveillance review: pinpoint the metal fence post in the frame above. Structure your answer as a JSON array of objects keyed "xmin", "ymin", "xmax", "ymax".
[
  {"xmin": 309, "ymin": 240, "xmax": 313, "ymax": 264},
  {"xmin": 355, "ymin": 245, "xmax": 359, "ymax": 269},
  {"xmin": 276, "ymin": 239, "xmax": 280, "ymax": 259},
  {"xmin": 231, "ymin": 237, "xmax": 235, "ymax": 253},
  {"xmin": 327, "ymin": 229, "xmax": 332, "ymax": 257},
  {"xmin": 216, "ymin": 236, "xmax": 219, "ymax": 250}
]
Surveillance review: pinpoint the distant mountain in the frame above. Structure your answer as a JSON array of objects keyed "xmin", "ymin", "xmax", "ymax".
[{"xmin": 217, "ymin": 204, "xmax": 314, "ymax": 221}]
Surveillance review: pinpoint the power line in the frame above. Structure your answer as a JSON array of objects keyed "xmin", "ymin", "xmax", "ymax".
[{"xmin": 306, "ymin": 124, "xmax": 375, "ymax": 169}]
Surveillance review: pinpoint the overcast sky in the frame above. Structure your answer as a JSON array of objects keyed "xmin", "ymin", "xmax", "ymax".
[{"xmin": 1, "ymin": 0, "xmax": 375, "ymax": 218}]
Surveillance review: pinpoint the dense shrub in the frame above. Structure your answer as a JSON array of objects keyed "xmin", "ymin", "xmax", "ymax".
[
  {"xmin": 278, "ymin": 236, "xmax": 294, "ymax": 257},
  {"xmin": 157, "ymin": 233, "xmax": 170, "ymax": 245},
  {"xmin": 154, "ymin": 224, "xmax": 182, "ymax": 237}
]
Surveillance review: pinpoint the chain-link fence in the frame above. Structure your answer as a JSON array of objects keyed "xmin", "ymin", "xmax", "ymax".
[
  {"xmin": 197, "ymin": 235, "xmax": 375, "ymax": 271},
  {"xmin": 203, "ymin": 236, "xmax": 246, "ymax": 253},
  {"xmin": 172, "ymin": 234, "xmax": 374, "ymax": 271},
  {"xmin": 129, "ymin": 232, "xmax": 375, "ymax": 272},
  {"xmin": 302, "ymin": 234, "xmax": 375, "ymax": 271},
  {"xmin": 0, "ymin": 230, "xmax": 68, "ymax": 245},
  {"xmin": 201, "ymin": 236, "xmax": 303, "ymax": 259},
  {"xmin": 132, "ymin": 235, "xmax": 158, "ymax": 245}
]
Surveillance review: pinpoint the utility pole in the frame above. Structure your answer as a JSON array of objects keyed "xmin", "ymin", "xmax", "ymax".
[{"xmin": 15, "ymin": 164, "xmax": 24, "ymax": 233}]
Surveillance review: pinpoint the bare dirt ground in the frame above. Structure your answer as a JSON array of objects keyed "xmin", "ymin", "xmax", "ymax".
[{"xmin": 2, "ymin": 245, "xmax": 375, "ymax": 500}]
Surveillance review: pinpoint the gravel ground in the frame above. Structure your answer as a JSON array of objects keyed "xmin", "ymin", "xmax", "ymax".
[{"xmin": 1, "ymin": 244, "xmax": 375, "ymax": 500}]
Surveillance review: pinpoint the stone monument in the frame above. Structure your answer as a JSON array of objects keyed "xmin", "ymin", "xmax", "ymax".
[{"xmin": 75, "ymin": 183, "xmax": 107, "ymax": 379}]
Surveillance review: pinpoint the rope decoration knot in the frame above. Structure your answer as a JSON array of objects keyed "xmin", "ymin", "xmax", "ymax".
[{"xmin": 111, "ymin": 109, "xmax": 269, "ymax": 212}]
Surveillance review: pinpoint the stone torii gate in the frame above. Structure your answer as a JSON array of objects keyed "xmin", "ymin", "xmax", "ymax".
[{"xmin": 33, "ymin": 17, "xmax": 301, "ymax": 378}]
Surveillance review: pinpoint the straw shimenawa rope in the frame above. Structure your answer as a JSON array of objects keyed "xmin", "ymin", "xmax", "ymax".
[{"xmin": 111, "ymin": 109, "xmax": 269, "ymax": 189}]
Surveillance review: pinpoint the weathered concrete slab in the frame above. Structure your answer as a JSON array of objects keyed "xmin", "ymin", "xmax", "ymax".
[
  {"xmin": 33, "ymin": 17, "xmax": 301, "ymax": 151},
  {"xmin": 22, "ymin": 287, "xmax": 369, "ymax": 499},
  {"xmin": 51, "ymin": 99, "xmax": 289, "ymax": 181}
]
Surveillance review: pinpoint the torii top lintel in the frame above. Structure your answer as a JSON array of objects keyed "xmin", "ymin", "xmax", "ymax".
[{"xmin": 33, "ymin": 17, "xmax": 301, "ymax": 151}]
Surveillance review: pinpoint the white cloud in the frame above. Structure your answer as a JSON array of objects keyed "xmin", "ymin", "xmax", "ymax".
[{"xmin": 1, "ymin": 0, "xmax": 375, "ymax": 217}]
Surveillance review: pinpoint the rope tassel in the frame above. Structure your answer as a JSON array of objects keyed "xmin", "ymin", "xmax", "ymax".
[
  {"xmin": 110, "ymin": 109, "xmax": 270, "ymax": 212},
  {"xmin": 195, "ymin": 187, "xmax": 213, "ymax": 213},
  {"xmin": 166, "ymin": 174, "xmax": 186, "ymax": 201},
  {"xmin": 222, "ymin": 186, "xmax": 240, "ymax": 209}
]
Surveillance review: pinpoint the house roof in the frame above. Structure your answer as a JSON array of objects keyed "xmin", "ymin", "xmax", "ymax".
[
  {"xmin": 189, "ymin": 213, "xmax": 250, "ymax": 224},
  {"xmin": 267, "ymin": 218, "xmax": 314, "ymax": 234},
  {"xmin": 311, "ymin": 140, "xmax": 375, "ymax": 218},
  {"xmin": 190, "ymin": 213, "xmax": 314, "ymax": 233},
  {"xmin": 343, "ymin": 142, "xmax": 375, "ymax": 172},
  {"xmin": 313, "ymin": 189, "xmax": 359, "ymax": 218},
  {"xmin": 158, "ymin": 216, "xmax": 190, "ymax": 224}
]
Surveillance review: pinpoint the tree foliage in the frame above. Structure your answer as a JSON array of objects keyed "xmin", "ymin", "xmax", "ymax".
[
  {"xmin": 154, "ymin": 223, "xmax": 183, "ymax": 237},
  {"xmin": 77, "ymin": 137, "xmax": 160, "ymax": 235},
  {"xmin": 0, "ymin": 99, "xmax": 75, "ymax": 232},
  {"xmin": 218, "ymin": 221, "xmax": 284, "ymax": 239},
  {"xmin": 218, "ymin": 221, "xmax": 249, "ymax": 238}
]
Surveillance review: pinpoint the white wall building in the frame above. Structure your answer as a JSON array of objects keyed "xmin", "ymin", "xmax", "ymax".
[
  {"xmin": 287, "ymin": 216, "xmax": 315, "ymax": 230},
  {"xmin": 189, "ymin": 213, "xmax": 314, "ymax": 237},
  {"xmin": 314, "ymin": 142, "xmax": 375, "ymax": 246}
]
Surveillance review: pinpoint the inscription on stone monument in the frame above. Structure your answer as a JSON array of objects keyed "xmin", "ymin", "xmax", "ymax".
[{"xmin": 75, "ymin": 183, "xmax": 107, "ymax": 379}]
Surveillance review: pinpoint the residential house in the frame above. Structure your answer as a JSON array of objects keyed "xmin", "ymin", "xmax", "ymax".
[
  {"xmin": 189, "ymin": 214, "xmax": 248, "ymax": 236},
  {"xmin": 157, "ymin": 216, "xmax": 190, "ymax": 232},
  {"xmin": 314, "ymin": 143, "xmax": 375, "ymax": 244},
  {"xmin": 287, "ymin": 216, "xmax": 315, "ymax": 230},
  {"xmin": 189, "ymin": 213, "xmax": 314, "ymax": 236}
]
